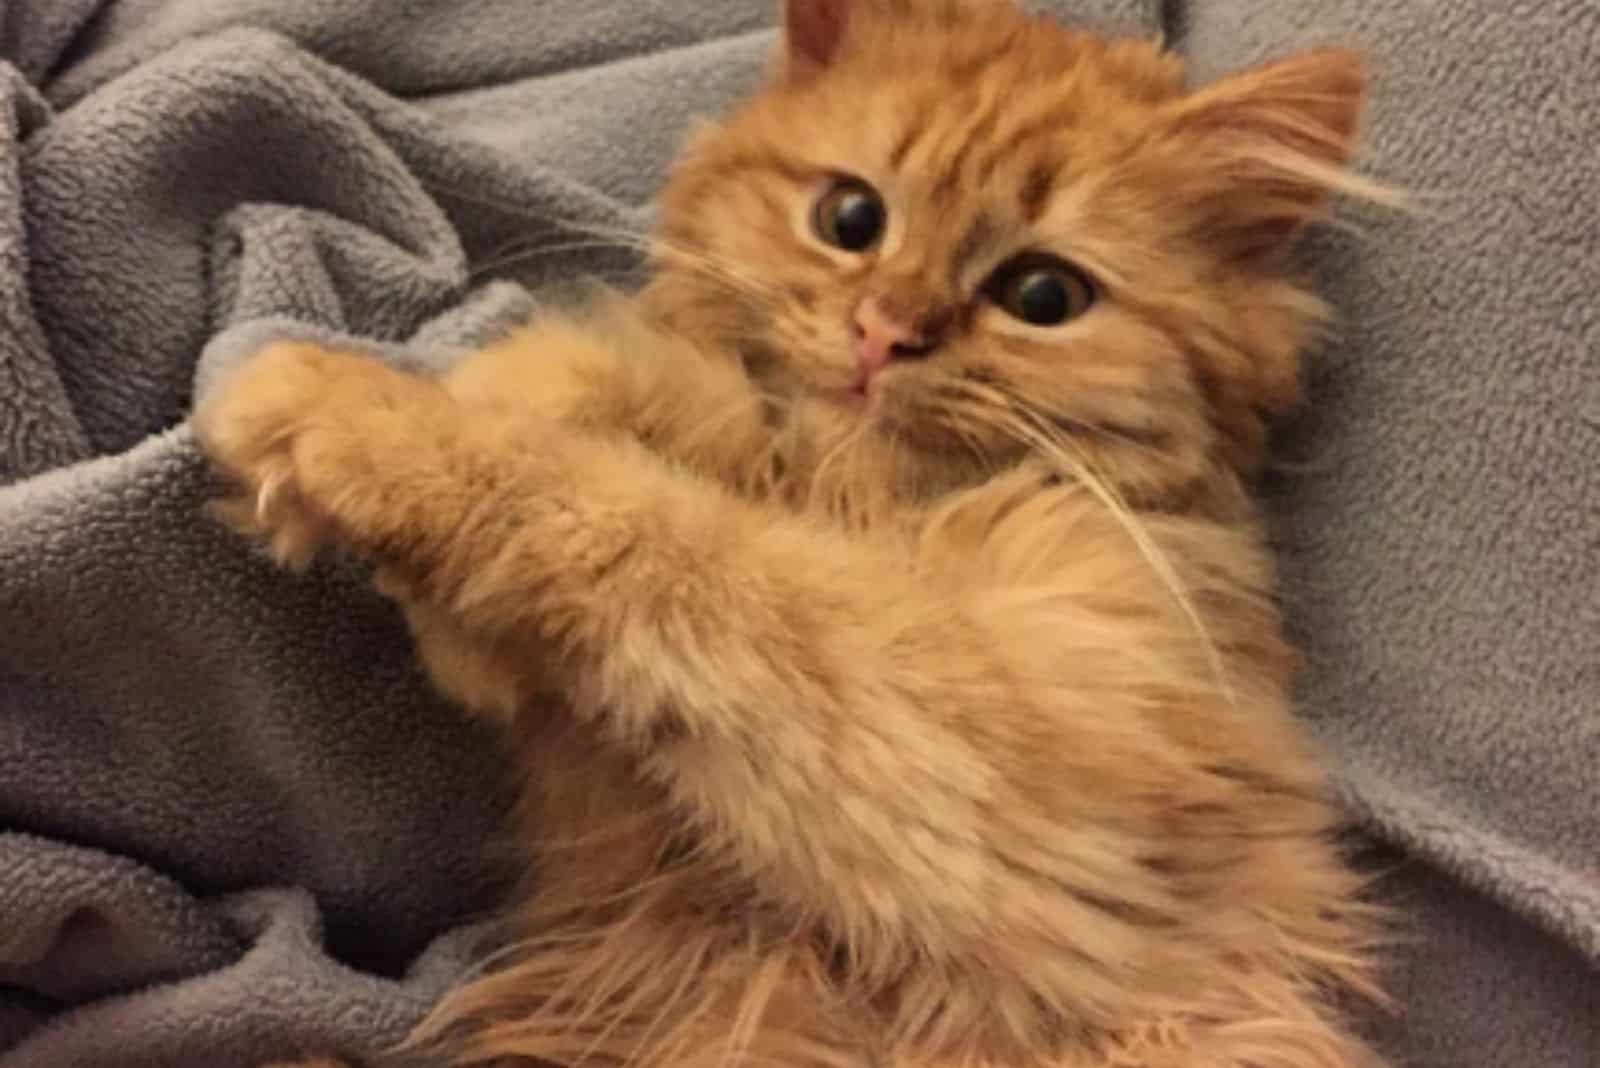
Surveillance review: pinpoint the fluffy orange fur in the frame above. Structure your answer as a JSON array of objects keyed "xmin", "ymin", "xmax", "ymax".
[{"xmin": 201, "ymin": 2, "xmax": 1389, "ymax": 1067}]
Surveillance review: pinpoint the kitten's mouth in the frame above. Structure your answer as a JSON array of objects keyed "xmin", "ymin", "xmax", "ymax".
[
  {"xmin": 837, "ymin": 358, "xmax": 920, "ymax": 418},
  {"xmin": 842, "ymin": 358, "xmax": 897, "ymax": 406},
  {"xmin": 848, "ymin": 364, "xmax": 874, "ymax": 398},
  {"xmin": 834, "ymin": 371, "xmax": 887, "ymax": 413}
]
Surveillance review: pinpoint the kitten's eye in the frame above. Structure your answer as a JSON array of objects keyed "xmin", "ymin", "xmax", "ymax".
[
  {"xmin": 812, "ymin": 178, "xmax": 886, "ymax": 252},
  {"xmin": 985, "ymin": 256, "xmax": 1096, "ymax": 326}
]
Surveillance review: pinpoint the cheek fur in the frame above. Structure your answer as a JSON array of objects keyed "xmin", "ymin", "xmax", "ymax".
[{"xmin": 1013, "ymin": 325, "xmax": 1202, "ymax": 437}]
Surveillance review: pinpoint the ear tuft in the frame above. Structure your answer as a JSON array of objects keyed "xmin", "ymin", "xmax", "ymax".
[{"xmin": 1170, "ymin": 48, "xmax": 1369, "ymax": 257}]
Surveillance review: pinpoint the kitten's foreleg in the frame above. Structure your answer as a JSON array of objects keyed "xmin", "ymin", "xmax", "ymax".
[
  {"xmin": 196, "ymin": 340, "xmax": 1174, "ymax": 1018},
  {"xmin": 207, "ymin": 341, "xmax": 1139, "ymax": 946},
  {"xmin": 443, "ymin": 313, "xmax": 770, "ymax": 481}
]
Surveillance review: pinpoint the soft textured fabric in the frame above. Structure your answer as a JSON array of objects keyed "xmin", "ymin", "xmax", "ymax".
[
  {"xmin": 0, "ymin": 1, "xmax": 1593, "ymax": 1066},
  {"xmin": 1172, "ymin": 4, "xmax": 1600, "ymax": 1062}
]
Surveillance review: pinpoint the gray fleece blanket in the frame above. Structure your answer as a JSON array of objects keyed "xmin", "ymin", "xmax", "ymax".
[{"xmin": 0, "ymin": 1, "xmax": 1594, "ymax": 1066}]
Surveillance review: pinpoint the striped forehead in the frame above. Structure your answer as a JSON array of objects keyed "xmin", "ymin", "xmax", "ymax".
[
  {"xmin": 871, "ymin": 78, "xmax": 1072, "ymax": 278},
  {"xmin": 903, "ymin": 74, "xmax": 1078, "ymax": 214}
]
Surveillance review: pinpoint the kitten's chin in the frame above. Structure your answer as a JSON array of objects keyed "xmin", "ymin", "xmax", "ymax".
[
  {"xmin": 859, "ymin": 376, "xmax": 944, "ymax": 447},
  {"xmin": 825, "ymin": 384, "xmax": 872, "ymax": 413},
  {"xmin": 821, "ymin": 383, "xmax": 912, "ymax": 441},
  {"xmin": 775, "ymin": 360, "xmax": 961, "ymax": 458}
]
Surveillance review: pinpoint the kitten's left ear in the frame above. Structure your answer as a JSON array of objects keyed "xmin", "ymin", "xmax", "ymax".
[
  {"xmin": 782, "ymin": 0, "xmax": 855, "ymax": 79},
  {"xmin": 780, "ymin": 0, "xmax": 982, "ymax": 79},
  {"xmin": 1167, "ymin": 48, "xmax": 1367, "ymax": 259}
]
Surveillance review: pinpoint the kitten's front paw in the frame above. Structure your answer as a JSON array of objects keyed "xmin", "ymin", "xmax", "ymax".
[{"xmin": 194, "ymin": 342, "xmax": 422, "ymax": 568}]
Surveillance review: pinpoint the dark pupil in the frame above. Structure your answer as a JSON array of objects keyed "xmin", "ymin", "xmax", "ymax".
[
  {"xmin": 1014, "ymin": 271, "xmax": 1070, "ymax": 325},
  {"xmin": 829, "ymin": 192, "xmax": 883, "ymax": 251}
]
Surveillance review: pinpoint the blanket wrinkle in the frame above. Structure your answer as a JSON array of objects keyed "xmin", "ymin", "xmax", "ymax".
[
  {"xmin": 0, "ymin": 0, "xmax": 108, "ymax": 86},
  {"xmin": 0, "ymin": 64, "xmax": 87, "ymax": 485},
  {"xmin": 0, "ymin": 2, "xmax": 1594, "ymax": 1066}
]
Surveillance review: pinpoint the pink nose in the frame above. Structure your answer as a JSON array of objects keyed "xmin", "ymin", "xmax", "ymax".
[{"xmin": 852, "ymin": 297, "xmax": 930, "ymax": 391}]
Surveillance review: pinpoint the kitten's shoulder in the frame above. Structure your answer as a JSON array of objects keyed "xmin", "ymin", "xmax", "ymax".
[{"xmin": 917, "ymin": 463, "xmax": 1271, "ymax": 594}]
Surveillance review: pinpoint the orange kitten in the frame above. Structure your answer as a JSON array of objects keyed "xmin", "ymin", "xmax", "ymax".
[{"xmin": 199, "ymin": 2, "xmax": 1388, "ymax": 1066}]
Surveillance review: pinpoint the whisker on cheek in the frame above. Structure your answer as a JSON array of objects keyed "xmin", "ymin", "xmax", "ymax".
[
  {"xmin": 958, "ymin": 371, "xmax": 1172, "ymax": 455},
  {"xmin": 1035, "ymin": 411, "xmax": 1170, "ymax": 452}
]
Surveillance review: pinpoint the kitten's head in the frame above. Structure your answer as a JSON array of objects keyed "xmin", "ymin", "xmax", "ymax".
[{"xmin": 648, "ymin": 0, "xmax": 1367, "ymax": 501}]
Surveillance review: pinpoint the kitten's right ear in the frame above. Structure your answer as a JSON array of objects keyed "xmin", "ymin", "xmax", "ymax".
[
  {"xmin": 1165, "ymin": 48, "xmax": 1369, "ymax": 259},
  {"xmin": 782, "ymin": 0, "xmax": 854, "ymax": 79}
]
